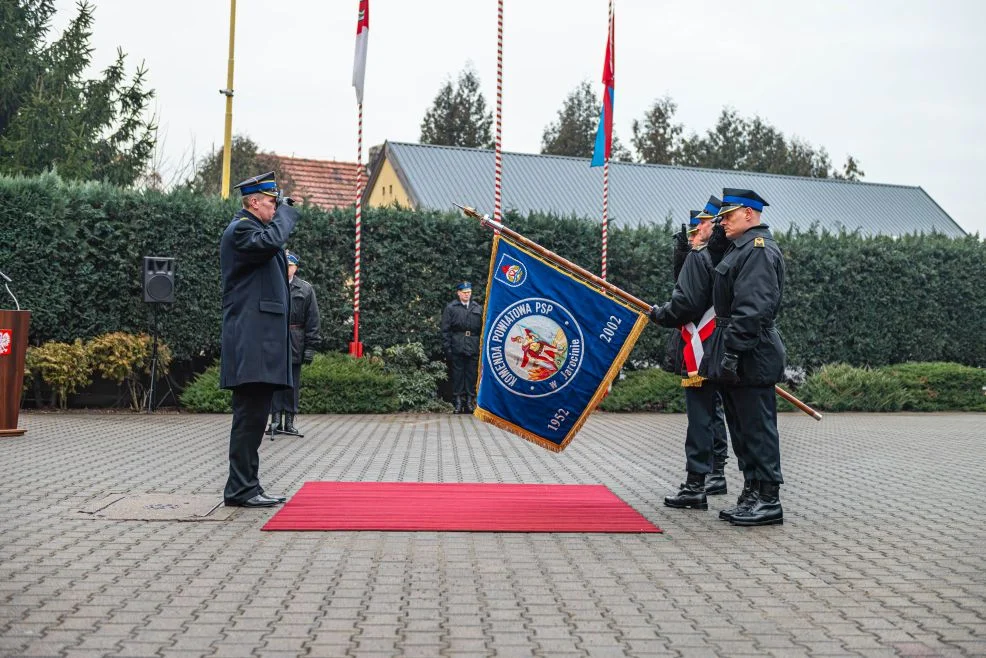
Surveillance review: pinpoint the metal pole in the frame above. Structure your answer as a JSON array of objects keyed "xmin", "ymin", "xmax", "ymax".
[
  {"xmin": 350, "ymin": 102, "xmax": 364, "ymax": 357},
  {"xmin": 219, "ymin": 0, "xmax": 237, "ymax": 198}
]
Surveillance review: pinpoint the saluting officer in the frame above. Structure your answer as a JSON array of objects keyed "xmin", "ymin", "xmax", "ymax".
[
  {"xmin": 649, "ymin": 196, "xmax": 730, "ymax": 510},
  {"xmin": 220, "ymin": 171, "xmax": 298, "ymax": 508},
  {"xmin": 441, "ymin": 281, "xmax": 482, "ymax": 413},
  {"xmin": 702, "ymin": 188, "xmax": 786, "ymax": 526},
  {"xmin": 269, "ymin": 250, "xmax": 321, "ymax": 436}
]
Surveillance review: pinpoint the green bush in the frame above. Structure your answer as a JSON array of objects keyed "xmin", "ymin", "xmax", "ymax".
[
  {"xmin": 178, "ymin": 364, "xmax": 232, "ymax": 413},
  {"xmin": 799, "ymin": 363, "xmax": 914, "ymax": 412},
  {"xmin": 599, "ymin": 368, "xmax": 687, "ymax": 413},
  {"xmin": 876, "ymin": 362, "xmax": 986, "ymax": 411},
  {"xmin": 299, "ymin": 352, "xmax": 400, "ymax": 414},
  {"xmin": 800, "ymin": 362, "xmax": 986, "ymax": 412},
  {"xmin": 375, "ymin": 342, "xmax": 452, "ymax": 412}
]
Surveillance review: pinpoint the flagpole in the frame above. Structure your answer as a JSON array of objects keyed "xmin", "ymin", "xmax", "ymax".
[
  {"xmin": 601, "ymin": 0, "xmax": 613, "ymax": 279},
  {"xmin": 350, "ymin": 0, "xmax": 369, "ymax": 358},
  {"xmin": 219, "ymin": 0, "xmax": 236, "ymax": 198},
  {"xmin": 494, "ymin": 0, "xmax": 504, "ymax": 225},
  {"xmin": 350, "ymin": 101, "xmax": 364, "ymax": 358}
]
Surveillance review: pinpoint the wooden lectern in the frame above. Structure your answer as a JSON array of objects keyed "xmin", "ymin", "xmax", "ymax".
[{"xmin": 0, "ymin": 309, "xmax": 30, "ymax": 437}]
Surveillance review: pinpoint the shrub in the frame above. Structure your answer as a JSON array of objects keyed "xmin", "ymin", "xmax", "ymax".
[
  {"xmin": 24, "ymin": 340, "xmax": 92, "ymax": 409},
  {"xmin": 876, "ymin": 362, "xmax": 986, "ymax": 412},
  {"xmin": 299, "ymin": 352, "xmax": 400, "ymax": 414},
  {"xmin": 800, "ymin": 363, "xmax": 915, "ymax": 412},
  {"xmin": 88, "ymin": 332, "xmax": 172, "ymax": 411},
  {"xmin": 599, "ymin": 368, "xmax": 687, "ymax": 413},
  {"xmin": 178, "ymin": 363, "xmax": 232, "ymax": 413},
  {"xmin": 375, "ymin": 342, "xmax": 452, "ymax": 412}
]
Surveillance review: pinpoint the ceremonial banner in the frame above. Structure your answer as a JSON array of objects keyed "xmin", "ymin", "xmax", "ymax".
[
  {"xmin": 590, "ymin": 7, "xmax": 615, "ymax": 168},
  {"xmin": 475, "ymin": 235, "xmax": 648, "ymax": 452},
  {"xmin": 352, "ymin": 0, "xmax": 369, "ymax": 103}
]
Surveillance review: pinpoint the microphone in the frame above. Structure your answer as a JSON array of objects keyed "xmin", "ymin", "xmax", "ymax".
[
  {"xmin": 1, "ymin": 270, "xmax": 20, "ymax": 310},
  {"xmin": 0, "ymin": 270, "xmax": 10, "ymax": 283}
]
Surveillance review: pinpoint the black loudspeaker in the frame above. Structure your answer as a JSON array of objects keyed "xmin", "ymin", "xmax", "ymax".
[{"xmin": 143, "ymin": 257, "xmax": 176, "ymax": 303}]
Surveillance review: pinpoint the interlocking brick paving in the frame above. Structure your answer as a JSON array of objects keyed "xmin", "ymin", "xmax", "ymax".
[{"xmin": 0, "ymin": 411, "xmax": 983, "ymax": 657}]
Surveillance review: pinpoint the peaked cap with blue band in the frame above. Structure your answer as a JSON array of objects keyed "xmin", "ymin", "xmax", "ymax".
[
  {"xmin": 456, "ymin": 281, "xmax": 472, "ymax": 291},
  {"xmin": 696, "ymin": 195, "xmax": 723, "ymax": 220},
  {"xmin": 687, "ymin": 210, "xmax": 703, "ymax": 233},
  {"xmin": 717, "ymin": 188, "xmax": 769, "ymax": 215},
  {"xmin": 233, "ymin": 171, "xmax": 279, "ymax": 197},
  {"xmin": 285, "ymin": 250, "xmax": 301, "ymax": 267}
]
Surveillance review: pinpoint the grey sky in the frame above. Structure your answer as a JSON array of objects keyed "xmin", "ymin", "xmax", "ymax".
[{"xmin": 51, "ymin": 0, "xmax": 985, "ymax": 236}]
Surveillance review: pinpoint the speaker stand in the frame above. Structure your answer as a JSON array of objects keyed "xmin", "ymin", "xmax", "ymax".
[{"xmin": 145, "ymin": 306, "xmax": 177, "ymax": 413}]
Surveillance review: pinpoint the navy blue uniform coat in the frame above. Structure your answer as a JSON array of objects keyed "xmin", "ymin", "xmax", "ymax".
[{"xmin": 219, "ymin": 205, "xmax": 299, "ymax": 390}]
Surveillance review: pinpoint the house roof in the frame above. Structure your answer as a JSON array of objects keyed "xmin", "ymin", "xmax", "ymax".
[
  {"xmin": 274, "ymin": 155, "xmax": 363, "ymax": 209},
  {"xmin": 380, "ymin": 141, "xmax": 965, "ymax": 237}
]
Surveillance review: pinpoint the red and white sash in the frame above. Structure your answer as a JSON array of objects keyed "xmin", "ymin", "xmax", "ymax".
[{"xmin": 680, "ymin": 307, "xmax": 716, "ymax": 377}]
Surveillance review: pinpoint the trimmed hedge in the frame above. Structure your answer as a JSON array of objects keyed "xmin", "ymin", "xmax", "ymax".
[
  {"xmin": 599, "ymin": 368, "xmax": 687, "ymax": 413},
  {"xmin": 3, "ymin": 173, "xmax": 984, "ymax": 372}
]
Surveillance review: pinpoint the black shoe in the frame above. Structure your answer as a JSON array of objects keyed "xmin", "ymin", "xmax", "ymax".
[
  {"xmin": 719, "ymin": 479, "xmax": 758, "ymax": 521},
  {"xmin": 282, "ymin": 413, "xmax": 301, "ymax": 435},
  {"xmin": 262, "ymin": 492, "xmax": 288, "ymax": 503},
  {"xmin": 705, "ymin": 471, "xmax": 727, "ymax": 496},
  {"xmin": 731, "ymin": 482, "xmax": 783, "ymax": 526},
  {"xmin": 453, "ymin": 396, "xmax": 465, "ymax": 414},
  {"xmin": 664, "ymin": 472, "xmax": 708, "ymax": 510},
  {"xmin": 227, "ymin": 493, "xmax": 282, "ymax": 508}
]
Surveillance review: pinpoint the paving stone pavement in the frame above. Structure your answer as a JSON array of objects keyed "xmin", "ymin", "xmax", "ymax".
[{"xmin": 1, "ymin": 410, "xmax": 984, "ymax": 658}]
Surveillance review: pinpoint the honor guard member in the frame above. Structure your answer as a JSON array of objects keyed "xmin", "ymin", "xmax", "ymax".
[
  {"xmin": 702, "ymin": 188, "xmax": 786, "ymax": 526},
  {"xmin": 269, "ymin": 250, "xmax": 321, "ymax": 436},
  {"xmin": 220, "ymin": 171, "xmax": 299, "ymax": 508},
  {"xmin": 649, "ymin": 197, "xmax": 730, "ymax": 510},
  {"xmin": 441, "ymin": 281, "xmax": 482, "ymax": 413}
]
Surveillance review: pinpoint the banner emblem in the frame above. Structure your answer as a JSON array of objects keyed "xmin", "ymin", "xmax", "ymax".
[
  {"xmin": 495, "ymin": 253, "xmax": 527, "ymax": 287},
  {"xmin": 486, "ymin": 298, "xmax": 583, "ymax": 397},
  {"xmin": 0, "ymin": 329, "xmax": 11, "ymax": 356}
]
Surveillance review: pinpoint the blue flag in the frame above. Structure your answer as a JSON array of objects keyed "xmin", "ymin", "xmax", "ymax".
[{"xmin": 475, "ymin": 235, "xmax": 648, "ymax": 452}]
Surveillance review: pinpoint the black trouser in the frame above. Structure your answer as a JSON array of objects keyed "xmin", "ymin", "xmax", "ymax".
[
  {"xmin": 271, "ymin": 363, "xmax": 302, "ymax": 414},
  {"xmin": 720, "ymin": 385, "xmax": 783, "ymax": 483},
  {"xmin": 224, "ymin": 382, "xmax": 275, "ymax": 504},
  {"xmin": 684, "ymin": 383, "xmax": 728, "ymax": 474},
  {"xmin": 449, "ymin": 352, "xmax": 478, "ymax": 398}
]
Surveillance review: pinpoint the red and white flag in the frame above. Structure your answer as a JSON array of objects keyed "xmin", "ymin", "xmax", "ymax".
[{"xmin": 352, "ymin": 0, "xmax": 369, "ymax": 104}]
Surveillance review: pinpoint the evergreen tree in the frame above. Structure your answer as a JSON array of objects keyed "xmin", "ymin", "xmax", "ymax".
[
  {"xmin": 0, "ymin": 0, "xmax": 156, "ymax": 186},
  {"xmin": 834, "ymin": 155, "xmax": 866, "ymax": 181},
  {"xmin": 541, "ymin": 81, "xmax": 630, "ymax": 160},
  {"xmin": 631, "ymin": 96, "xmax": 684, "ymax": 165},
  {"xmin": 419, "ymin": 65, "xmax": 493, "ymax": 148},
  {"xmin": 187, "ymin": 135, "xmax": 295, "ymax": 199}
]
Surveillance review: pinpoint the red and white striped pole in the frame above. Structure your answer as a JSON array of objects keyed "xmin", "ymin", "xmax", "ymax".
[
  {"xmin": 350, "ymin": 0, "xmax": 368, "ymax": 357},
  {"xmin": 601, "ymin": 0, "xmax": 613, "ymax": 280},
  {"xmin": 494, "ymin": 0, "xmax": 503, "ymax": 225},
  {"xmin": 350, "ymin": 102, "xmax": 364, "ymax": 358}
]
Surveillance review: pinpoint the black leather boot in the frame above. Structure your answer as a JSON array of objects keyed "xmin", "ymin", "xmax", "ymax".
[
  {"xmin": 730, "ymin": 481, "xmax": 783, "ymax": 526},
  {"xmin": 718, "ymin": 479, "xmax": 758, "ymax": 521},
  {"xmin": 664, "ymin": 472, "xmax": 708, "ymax": 510},
  {"xmin": 267, "ymin": 412, "xmax": 284, "ymax": 433},
  {"xmin": 466, "ymin": 395, "xmax": 476, "ymax": 413},
  {"xmin": 282, "ymin": 413, "xmax": 300, "ymax": 435},
  {"xmin": 705, "ymin": 461, "xmax": 727, "ymax": 496},
  {"xmin": 453, "ymin": 396, "xmax": 464, "ymax": 414}
]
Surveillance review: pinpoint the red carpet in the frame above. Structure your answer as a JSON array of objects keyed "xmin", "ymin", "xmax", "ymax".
[{"xmin": 262, "ymin": 482, "xmax": 661, "ymax": 533}]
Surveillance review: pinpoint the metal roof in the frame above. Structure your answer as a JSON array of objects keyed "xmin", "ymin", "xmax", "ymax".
[{"xmin": 383, "ymin": 141, "xmax": 965, "ymax": 237}]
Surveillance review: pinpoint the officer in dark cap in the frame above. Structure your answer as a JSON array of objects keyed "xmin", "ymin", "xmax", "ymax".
[
  {"xmin": 220, "ymin": 171, "xmax": 299, "ymax": 507},
  {"xmin": 269, "ymin": 249, "xmax": 321, "ymax": 437},
  {"xmin": 441, "ymin": 281, "xmax": 482, "ymax": 413},
  {"xmin": 701, "ymin": 188, "xmax": 786, "ymax": 526},
  {"xmin": 650, "ymin": 196, "xmax": 730, "ymax": 510}
]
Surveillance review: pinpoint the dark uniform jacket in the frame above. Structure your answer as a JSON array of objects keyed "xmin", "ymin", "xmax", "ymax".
[
  {"xmin": 651, "ymin": 246, "xmax": 715, "ymax": 376},
  {"xmin": 219, "ymin": 205, "xmax": 299, "ymax": 390},
  {"xmin": 700, "ymin": 225, "xmax": 786, "ymax": 386},
  {"xmin": 287, "ymin": 276, "xmax": 320, "ymax": 365},
  {"xmin": 441, "ymin": 300, "xmax": 483, "ymax": 357}
]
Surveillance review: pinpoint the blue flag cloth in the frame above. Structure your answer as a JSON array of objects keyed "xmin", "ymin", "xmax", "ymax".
[{"xmin": 474, "ymin": 235, "xmax": 648, "ymax": 452}]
